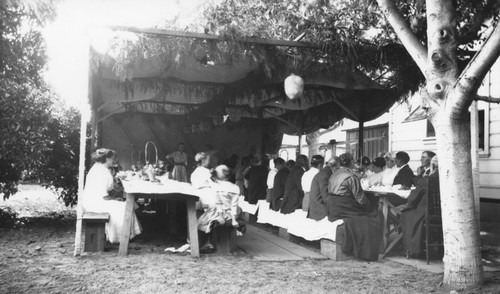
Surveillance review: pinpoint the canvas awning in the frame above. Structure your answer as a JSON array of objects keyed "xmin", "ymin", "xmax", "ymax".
[
  {"xmin": 92, "ymin": 46, "xmax": 398, "ymax": 135},
  {"xmin": 89, "ymin": 26, "xmax": 400, "ymax": 163}
]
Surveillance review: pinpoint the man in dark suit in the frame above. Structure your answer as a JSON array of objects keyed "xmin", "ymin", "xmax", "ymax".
[
  {"xmin": 280, "ymin": 155, "xmax": 309, "ymax": 214},
  {"xmin": 271, "ymin": 160, "xmax": 294, "ymax": 211},
  {"xmin": 307, "ymin": 156, "xmax": 339, "ymax": 220},
  {"xmin": 393, "ymin": 151, "xmax": 415, "ymax": 188}
]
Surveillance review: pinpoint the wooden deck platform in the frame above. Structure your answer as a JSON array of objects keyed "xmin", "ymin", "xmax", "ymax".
[{"xmin": 236, "ymin": 225, "xmax": 327, "ymax": 261}]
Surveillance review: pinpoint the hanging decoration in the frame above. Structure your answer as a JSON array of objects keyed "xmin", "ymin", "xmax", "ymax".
[{"xmin": 284, "ymin": 73, "xmax": 304, "ymax": 100}]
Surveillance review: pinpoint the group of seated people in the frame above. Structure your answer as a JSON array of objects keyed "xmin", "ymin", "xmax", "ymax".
[
  {"xmin": 83, "ymin": 144, "xmax": 439, "ymax": 260},
  {"xmin": 264, "ymin": 150, "xmax": 439, "ymax": 260},
  {"xmin": 82, "ymin": 146, "xmax": 245, "ymax": 253}
]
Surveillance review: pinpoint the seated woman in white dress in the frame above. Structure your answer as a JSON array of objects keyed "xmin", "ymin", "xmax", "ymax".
[
  {"xmin": 82, "ymin": 148, "xmax": 142, "ymax": 243},
  {"xmin": 190, "ymin": 152, "xmax": 218, "ymax": 209},
  {"xmin": 380, "ymin": 151, "xmax": 400, "ymax": 186}
]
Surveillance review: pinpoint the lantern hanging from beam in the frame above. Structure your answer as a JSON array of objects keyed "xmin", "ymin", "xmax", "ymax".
[{"xmin": 284, "ymin": 73, "xmax": 304, "ymax": 100}]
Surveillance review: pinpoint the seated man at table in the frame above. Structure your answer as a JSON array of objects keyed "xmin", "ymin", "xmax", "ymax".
[
  {"xmin": 266, "ymin": 157, "xmax": 285, "ymax": 203},
  {"xmin": 307, "ymin": 156, "xmax": 338, "ymax": 221},
  {"xmin": 393, "ymin": 151, "xmax": 415, "ymax": 188},
  {"xmin": 281, "ymin": 155, "xmax": 309, "ymax": 214},
  {"xmin": 415, "ymin": 150, "xmax": 436, "ymax": 178},
  {"xmin": 400, "ymin": 155, "xmax": 439, "ymax": 258},
  {"xmin": 271, "ymin": 160, "xmax": 294, "ymax": 211},
  {"xmin": 326, "ymin": 153, "xmax": 381, "ymax": 261},
  {"xmin": 301, "ymin": 155, "xmax": 324, "ymax": 212},
  {"xmin": 197, "ymin": 165, "xmax": 245, "ymax": 253}
]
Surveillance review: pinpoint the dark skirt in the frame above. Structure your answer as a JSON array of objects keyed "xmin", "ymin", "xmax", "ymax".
[
  {"xmin": 400, "ymin": 205, "xmax": 426, "ymax": 254},
  {"xmin": 326, "ymin": 194, "xmax": 373, "ymax": 221},
  {"xmin": 327, "ymin": 194, "xmax": 382, "ymax": 261}
]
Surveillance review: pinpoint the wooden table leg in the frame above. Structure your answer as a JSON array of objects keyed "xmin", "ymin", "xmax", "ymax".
[
  {"xmin": 380, "ymin": 233, "xmax": 403, "ymax": 259},
  {"xmin": 381, "ymin": 199, "xmax": 389, "ymax": 249},
  {"xmin": 186, "ymin": 199, "xmax": 199, "ymax": 257},
  {"xmin": 167, "ymin": 200, "xmax": 178, "ymax": 234},
  {"xmin": 118, "ymin": 192, "xmax": 135, "ymax": 256}
]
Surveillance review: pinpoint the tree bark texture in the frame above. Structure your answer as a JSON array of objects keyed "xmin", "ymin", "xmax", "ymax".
[
  {"xmin": 376, "ymin": 0, "xmax": 500, "ymax": 287},
  {"xmin": 425, "ymin": 0, "xmax": 484, "ymax": 287},
  {"xmin": 434, "ymin": 119, "xmax": 484, "ymax": 286},
  {"xmin": 306, "ymin": 131, "xmax": 321, "ymax": 159}
]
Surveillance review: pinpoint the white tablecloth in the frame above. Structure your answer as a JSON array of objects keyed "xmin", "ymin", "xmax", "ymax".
[
  {"xmin": 365, "ymin": 185, "xmax": 413, "ymax": 199},
  {"xmin": 256, "ymin": 200, "xmax": 343, "ymax": 242},
  {"xmin": 121, "ymin": 179, "xmax": 202, "ymax": 198}
]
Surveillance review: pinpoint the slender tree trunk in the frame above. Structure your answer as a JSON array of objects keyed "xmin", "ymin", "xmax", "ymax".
[
  {"xmin": 306, "ymin": 130, "xmax": 321, "ymax": 159},
  {"xmin": 434, "ymin": 115, "xmax": 484, "ymax": 287}
]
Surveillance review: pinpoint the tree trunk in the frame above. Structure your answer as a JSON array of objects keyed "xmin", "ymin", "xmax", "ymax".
[
  {"xmin": 434, "ymin": 116, "xmax": 484, "ymax": 287},
  {"xmin": 377, "ymin": 0, "xmax": 500, "ymax": 289},
  {"xmin": 306, "ymin": 131, "xmax": 321, "ymax": 159}
]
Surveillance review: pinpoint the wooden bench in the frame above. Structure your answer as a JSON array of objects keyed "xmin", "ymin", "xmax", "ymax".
[
  {"xmin": 278, "ymin": 225, "xmax": 349, "ymax": 261},
  {"xmin": 319, "ymin": 224, "xmax": 349, "ymax": 261},
  {"xmin": 82, "ymin": 212, "xmax": 110, "ymax": 252},
  {"xmin": 212, "ymin": 225, "xmax": 237, "ymax": 254}
]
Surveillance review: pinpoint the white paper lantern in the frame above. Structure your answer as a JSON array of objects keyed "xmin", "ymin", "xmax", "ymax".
[{"xmin": 284, "ymin": 73, "xmax": 304, "ymax": 100}]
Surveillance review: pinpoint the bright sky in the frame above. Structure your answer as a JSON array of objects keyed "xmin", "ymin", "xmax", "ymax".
[{"xmin": 43, "ymin": 0, "xmax": 215, "ymax": 119}]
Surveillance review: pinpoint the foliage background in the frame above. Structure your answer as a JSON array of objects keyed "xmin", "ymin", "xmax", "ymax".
[{"xmin": 0, "ymin": 2, "xmax": 86, "ymax": 206}]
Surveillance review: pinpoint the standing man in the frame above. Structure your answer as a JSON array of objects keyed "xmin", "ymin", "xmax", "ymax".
[
  {"xmin": 301, "ymin": 155, "xmax": 324, "ymax": 212},
  {"xmin": 281, "ymin": 155, "xmax": 309, "ymax": 214}
]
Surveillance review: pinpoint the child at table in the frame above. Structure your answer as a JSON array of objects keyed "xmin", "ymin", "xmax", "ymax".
[{"xmin": 197, "ymin": 165, "xmax": 245, "ymax": 253}]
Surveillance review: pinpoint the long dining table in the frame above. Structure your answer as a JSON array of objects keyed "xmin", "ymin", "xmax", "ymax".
[
  {"xmin": 119, "ymin": 179, "xmax": 202, "ymax": 257},
  {"xmin": 364, "ymin": 186, "xmax": 412, "ymax": 259}
]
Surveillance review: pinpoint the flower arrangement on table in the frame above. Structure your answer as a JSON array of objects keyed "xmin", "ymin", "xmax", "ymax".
[{"xmin": 115, "ymin": 160, "xmax": 168, "ymax": 183}]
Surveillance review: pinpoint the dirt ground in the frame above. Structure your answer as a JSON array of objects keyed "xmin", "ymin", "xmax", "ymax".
[{"xmin": 1, "ymin": 184, "xmax": 499, "ymax": 294}]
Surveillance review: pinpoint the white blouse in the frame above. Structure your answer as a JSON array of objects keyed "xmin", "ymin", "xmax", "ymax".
[
  {"xmin": 381, "ymin": 166, "xmax": 401, "ymax": 186},
  {"xmin": 190, "ymin": 166, "xmax": 212, "ymax": 188},
  {"xmin": 83, "ymin": 163, "xmax": 114, "ymax": 211}
]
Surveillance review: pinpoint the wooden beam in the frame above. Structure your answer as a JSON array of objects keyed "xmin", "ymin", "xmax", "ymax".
[
  {"xmin": 97, "ymin": 105, "xmax": 126, "ymax": 123},
  {"xmin": 74, "ymin": 46, "xmax": 91, "ymax": 257},
  {"xmin": 263, "ymin": 109, "xmax": 300, "ymax": 132},
  {"xmin": 108, "ymin": 26, "xmax": 319, "ymax": 48},
  {"xmin": 358, "ymin": 121, "xmax": 364, "ymax": 160},
  {"xmin": 331, "ymin": 97, "xmax": 358, "ymax": 121}
]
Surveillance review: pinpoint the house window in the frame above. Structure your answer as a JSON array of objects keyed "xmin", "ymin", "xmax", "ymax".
[
  {"xmin": 426, "ymin": 120, "xmax": 435, "ymax": 138},
  {"xmin": 475, "ymin": 68, "xmax": 493, "ymax": 157},
  {"xmin": 472, "ymin": 103, "xmax": 490, "ymax": 157},
  {"xmin": 478, "ymin": 109, "xmax": 485, "ymax": 152}
]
